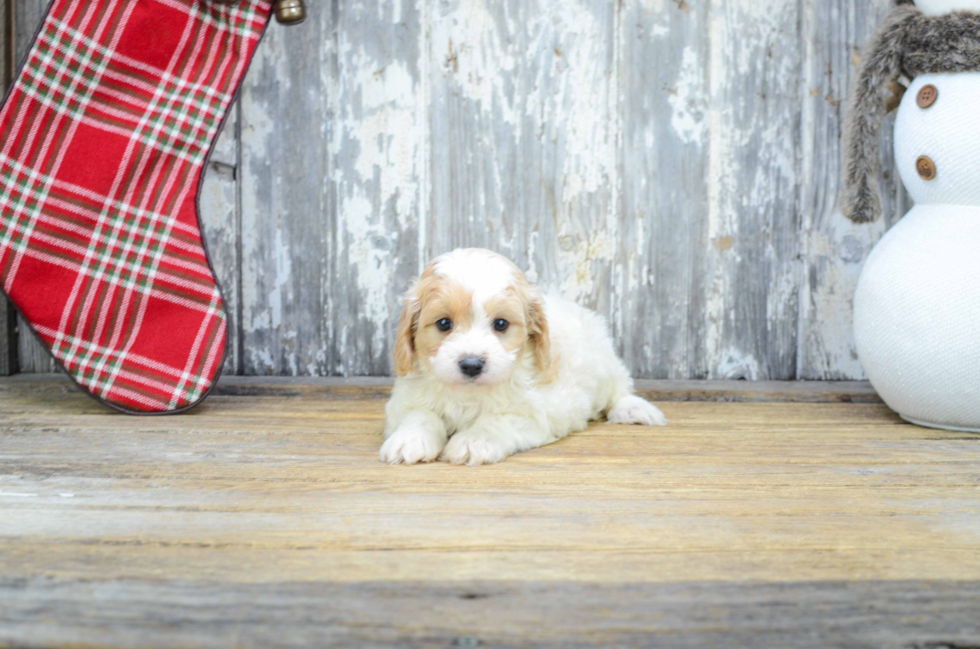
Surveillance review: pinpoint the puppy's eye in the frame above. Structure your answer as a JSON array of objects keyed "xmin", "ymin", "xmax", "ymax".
[
  {"xmin": 493, "ymin": 318, "xmax": 509, "ymax": 333},
  {"xmin": 436, "ymin": 318, "xmax": 453, "ymax": 332}
]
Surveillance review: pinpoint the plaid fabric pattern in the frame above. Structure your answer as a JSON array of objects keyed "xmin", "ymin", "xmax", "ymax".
[{"xmin": 0, "ymin": 0, "xmax": 271, "ymax": 413}]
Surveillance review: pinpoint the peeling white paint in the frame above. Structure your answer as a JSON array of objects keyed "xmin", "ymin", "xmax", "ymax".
[
  {"xmin": 557, "ymin": 230, "xmax": 614, "ymax": 302},
  {"xmin": 430, "ymin": 0, "xmax": 518, "ymax": 125},
  {"xmin": 795, "ymin": 0, "xmax": 901, "ymax": 380},
  {"xmin": 237, "ymin": 25, "xmax": 295, "ymax": 375},
  {"xmin": 669, "ymin": 46, "xmax": 706, "ymax": 145},
  {"xmin": 716, "ymin": 347, "xmax": 762, "ymax": 380},
  {"xmin": 266, "ymin": 228, "xmax": 292, "ymax": 331},
  {"xmin": 192, "ymin": 0, "xmax": 888, "ymax": 382},
  {"xmin": 333, "ymin": 9, "xmax": 424, "ymax": 368},
  {"xmin": 799, "ymin": 209, "xmax": 887, "ymax": 379},
  {"xmin": 526, "ymin": 0, "xmax": 615, "ymax": 202}
]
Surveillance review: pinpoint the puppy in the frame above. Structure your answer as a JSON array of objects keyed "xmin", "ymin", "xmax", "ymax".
[{"xmin": 381, "ymin": 248, "xmax": 666, "ymax": 465}]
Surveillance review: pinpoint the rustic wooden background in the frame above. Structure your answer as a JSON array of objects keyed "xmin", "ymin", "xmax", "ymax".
[{"xmin": 0, "ymin": 0, "xmax": 909, "ymax": 380}]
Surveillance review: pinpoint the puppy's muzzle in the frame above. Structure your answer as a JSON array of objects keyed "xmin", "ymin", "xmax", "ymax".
[{"xmin": 458, "ymin": 357, "xmax": 485, "ymax": 378}]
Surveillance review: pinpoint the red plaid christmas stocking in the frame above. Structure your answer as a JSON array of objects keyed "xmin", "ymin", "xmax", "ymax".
[{"xmin": 0, "ymin": 0, "xmax": 271, "ymax": 413}]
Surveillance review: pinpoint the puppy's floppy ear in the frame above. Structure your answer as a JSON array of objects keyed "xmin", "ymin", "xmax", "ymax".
[
  {"xmin": 393, "ymin": 283, "xmax": 421, "ymax": 377},
  {"xmin": 527, "ymin": 292, "xmax": 555, "ymax": 383}
]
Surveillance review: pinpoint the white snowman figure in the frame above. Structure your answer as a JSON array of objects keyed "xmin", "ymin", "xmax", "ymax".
[{"xmin": 841, "ymin": 0, "xmax": 980, "ymax": 431}]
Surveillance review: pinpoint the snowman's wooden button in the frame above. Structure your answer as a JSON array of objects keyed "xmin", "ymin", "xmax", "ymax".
[
  {"xmin": 916, "ymin": 155, "xmax": 937, "ymax": 180},
  {"xmin": 916, "ymin": 84, "xmax": 938, "ymax": 109}
]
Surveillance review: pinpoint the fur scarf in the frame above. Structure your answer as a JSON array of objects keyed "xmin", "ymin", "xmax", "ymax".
[{"xmin": 840, "ymin": 3, "xmax": 980, "ymax": 223}]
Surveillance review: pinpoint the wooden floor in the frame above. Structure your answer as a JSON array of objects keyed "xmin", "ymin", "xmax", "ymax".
[{"xmin": 2, "ymin": 376, "xmax": 979, "ymax": 648}]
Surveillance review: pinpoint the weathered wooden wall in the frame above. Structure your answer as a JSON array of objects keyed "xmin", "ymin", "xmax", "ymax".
[
  {"xmin": 0, "ymin": 0, "xmax": 15, "ymax": 375},
  {"xmin": 1, "ymin": 0, "xmax": 909, "ymax": 379}
]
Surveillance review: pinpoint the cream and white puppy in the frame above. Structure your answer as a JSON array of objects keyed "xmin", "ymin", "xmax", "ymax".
[{"xmin": 381, "ymin": 248, "xmax": 666, "ymax": 466}]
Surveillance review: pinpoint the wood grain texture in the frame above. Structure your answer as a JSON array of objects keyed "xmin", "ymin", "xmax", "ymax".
[
  {"xmin": 517, "ymin": 0, "xmax": 619, "ymax": 316},
  {"xmin": 199, "ymin": 105, "xmax": 242, "ymax": 374},
  {"xmin": 427, "ymin": 0, "xmax": 523, "ymax": 259},
  {"xmin": 209, "ymin": 376, "xmax": 888, "ymax": 404},
  {"xmin": 0, "ymin": 297, "xmax": 14, "ymax": 376},
  {"xmin": 10, "ymin": 0, "xmax": 53, "ymax": 373},
  {"xmin": 329, "ymin": 0, "xmax": 422, "ymax": 376},
  {"xmin": 238, "ymin": 3, "xmax": 335, "ymax": 377},
  {"xmin": 697, "ymin": 0, "xmax": 803, "ymax": 380},
  {"xmin": 618, "ymin": 0, "xmax": 706, "ymax": 379},
  {"xmin": 0, "ymin": 0, "xmax": 14, "ymax": 375},
  {"xmin": 3, "ymin": 579, "xmax": 980, "ymax": 649},
  {"xmin": 1, "ymin": 1, "xmax": 924, "ymax": 380},
  {"xmin": 1, "ymin": 379, "xmax": 980, "ymax": 646},
  {"xmin": 0, "ymin": 373, "xmax": 887, "ymax": 403},
  {"xmin": 797, "ymin": 0, "xmax": 911, "ymax": 379},
  {"xmin": 427, "ymin": 0, "xmax": 619, "ymax": 321}
]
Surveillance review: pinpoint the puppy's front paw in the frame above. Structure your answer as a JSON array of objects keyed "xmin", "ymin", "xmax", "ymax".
[
  {"xmin": 607, "ymin": 395, "xmax": 668, "ymax": 426},
  {"xmin": 379, "ymin": 427, "xmax": 445, "ymax": 465},
  {"xmin": 441, "ymin": 430, "xmax": 512, "ymax": 466}
]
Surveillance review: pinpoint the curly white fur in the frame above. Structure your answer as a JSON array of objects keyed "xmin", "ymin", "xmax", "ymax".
[{"xmin": 381, "ymin": 248, "xmax": 666, "ymax": 466}]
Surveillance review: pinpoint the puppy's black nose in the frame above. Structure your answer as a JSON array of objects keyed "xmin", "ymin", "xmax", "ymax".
[{"xmin": 458, "ymin": 357, "xmax": 485, "ymax": 378}]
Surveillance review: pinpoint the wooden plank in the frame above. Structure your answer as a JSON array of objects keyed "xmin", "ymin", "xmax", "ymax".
[
  {"xmin": 520, "ymin": 0, "xmax": 618, "ymax": 315},
  {"xmin": 2, "ymin": 383, "xmax": 980, "ymax": 645},
  {"xmin": 329, "ymin": 0, "xmax": 423, "ymax": 375},
  {"xmin": 0, "ymin": 0, "xmax": 15, "ymax": 375},
  {"xmin": 427, "ymin": 0, "xmax": 619, "ymax": 315},
  {"xmin": 0, "ymin": 374, "xmax": 884, "ymax": 403},
  {"xmin": 12, "ymin": 0, "xmax": 52, "ymax": 373},
  {"xmin": 1, "ymin": 0, "xmax": 8, "ymax": 91},
  {"xmin": 617, "ymin": 0, "xmax": 708, "ymax": 379},
  {"xmin": 690, "ymin": 0, "xmax": 803, "ymax": 380},
  {"xmin": 423, "ymin": 0, "xmax": 807, "ymax": 381},
  {"xmin": 199, "ymin": 104, "xmax": 242, "ymax": 374},
  {"xmin": 239, "ymin": 8, "xmax": 336, "ymax": 376},
  {"xmin": 797, "ymin": 0, "xmax": 911, "ymax": 379},
  {"xmin": 204, "ymin": 376, "xmax": 885, "ymax": 404},
  {"xmin": 12, "ymin": 317, "xmax": 50, "ymax": 373},
  {"xmin": 240, "ymin": 0, "xmax": 424, "ymax": 377},
  {"xmin": 0, "ymin": 298, "xmax": 14, "ymax": 376},
  {"xmin": 426, "ymin": 0, "xmax": 522, "ymax": 258},
  {"xmin": 2, "ymin": 579, "xmax": 979, "ymax": 649},
  {"xmin": 635, "ymin": 378, "xmax": 882, "ymax": 403},
  {"xmin": 1, "ymin": 384, "xmax": 978, "ymax": 583}
]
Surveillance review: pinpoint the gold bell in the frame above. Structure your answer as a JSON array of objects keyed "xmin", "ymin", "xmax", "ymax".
[{"xmin": 274, "ymin": 0, "xmax": 306, "ymax": 24}]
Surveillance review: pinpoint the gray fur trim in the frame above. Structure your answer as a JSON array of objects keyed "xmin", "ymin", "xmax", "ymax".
[
  {"xmin": 840, "ymin": 6, "xmax": 980, "ymax": 223},
  {"xmin": 840, "ymin": 6, "xmax": 918, "ymax": 224},
  {"xmin": 903, "ymin": 12, "xmax": 980, "ymax": 76}
]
